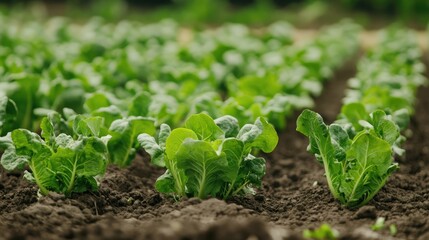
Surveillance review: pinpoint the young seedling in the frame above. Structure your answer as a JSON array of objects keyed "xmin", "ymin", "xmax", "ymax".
[
  {"xmin": 0, "ymin": 113, "xmax": 110, "ymax": 196},
  {"xmin": 297, "ymin": 109, "xmax": 398, "ymax": 208},
  {"xmin": 303, "ymin": 224, "xmax": 339, "ymax": 240},
  {"xmin": 139, "ymin": 113, "xmax": 278, "ymax": 199}
]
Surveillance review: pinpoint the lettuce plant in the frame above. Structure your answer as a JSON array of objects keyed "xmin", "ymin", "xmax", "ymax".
[
  {"xmin": 297, "ymin": 109, "xmax": 399, "ymax": 208},
  {"xmin": 0, "ymin": 113, "xmax": 111, "ymax": 196},
  {"xmin": 139, "ymin": 113, "xmax": 278, "ymax": 199}
]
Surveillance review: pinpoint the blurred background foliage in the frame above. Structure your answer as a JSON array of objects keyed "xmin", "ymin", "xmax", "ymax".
[{"xmin": 1, "ymin": 0, "xmax": 428, "ymax": 28}]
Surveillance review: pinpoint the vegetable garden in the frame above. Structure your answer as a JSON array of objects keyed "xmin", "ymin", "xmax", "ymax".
[{"xmin": 0, "ymin": 9, "xmax": 429, "ymax": 240}]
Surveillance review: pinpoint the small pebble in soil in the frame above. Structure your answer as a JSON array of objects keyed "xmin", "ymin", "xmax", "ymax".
[
  {"xmin": 148, "ymin": 194, "xmax": 163, "ymax": 206},
  {"xmin": 133, "ymin": 200, "xmax": 141, "ymax": 206},
  {"xmin": 354, "ymin": 205, "xmax": 377, "ymax": 219},
  {"xmin": 119, "ymin": 197, "xmax": 128, "ymax": 206}
]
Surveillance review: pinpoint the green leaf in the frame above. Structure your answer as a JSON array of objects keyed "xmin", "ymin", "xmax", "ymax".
[
  {"xmin": 40, "ymin": 112, "xmax": 72, "ymax": 144},
  {"xmin": 108, "ymin": 117, "xmax": 156, "ymax": 167},
  {"xmin": 4, "ymin": 74, "xmax": 40, "ymax": 130},
  {"xmin": 155, "ymin": 170, "xmax": 176, "ymax": 194},
  {"xmin": 176, "ymin": 139, "xmax": 228, "ymax": 198},
  {"xmin": 51, "ymin": 137, "xmax": 108, "ymax": 196},
  {"xmin": 392, "ymin": 109, "xmax": 410, "ymax": 131},
  {"xmin": 341, "ymin": 102, "xmax": 368, "ymax": 132},
  {"xmin": 342, "ymin": 132, "xmax": 396, "ymax": 208},
  {"xmin": 73, "ymin": 115, "xmax": 106, "ymax": 137},
  {"xmin": 220, "ymin": 138, "xmax": 245, "ymax": 183},
  {"xmin": 0, "ymin": 96, "xmax": 17, "ymax": 136},
  {"xmin": 296, "ymin": 109, "xmax": 343, "ymax": 200},
  {"xmin": 138, "ymin": 124, "xmax": 171, "ymax": 167},
  {"xmin": 165, "ymin": 128, "xmax": 198, "ymax": 161},
  {"xmin": 370, "ymin": 110, "xmax": 400, "ymax": 146},
  {"xmin": 303, "ymin": 224, "xmax": 339, "ymax": 240},
  {"xmin": 214, "ymin": 115, "xmax": 240, "ymax": 138},
  {"xmin": 92, "ymin": 105, "xmax": 123, "ymax": 128},
  {"xmin": 184, "ymin": 113, "xmax": 224, "ymax": 141},
  {"xmin": 84, "ymin": 92, "xmax": 112, "ymax": 112},
  {"xmin": 3, "ymin": 129, "xmax": 57, "ymax": 195},
  {"xmin": 128, "ymin": 91, "xmax": 151, "ymax": 117},
  {"xmin": 237, "ymin": 117, "xmax": 278, "ymax": 153},
  {"xmin": 138, "ymin": 133, "xmax": 164, "ymax": 167},
  {"xmin": 0, "ymin": 133, "xmax": 29, "ymax": 171},
  {"xmin": 371, "ymin": 217, "xmax": 386, "ymax": 231}
]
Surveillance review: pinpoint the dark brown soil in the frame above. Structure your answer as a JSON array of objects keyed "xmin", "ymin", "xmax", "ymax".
[{"xmin": 1, "ymin": 58, "xmax": 429, "ymax": 240}]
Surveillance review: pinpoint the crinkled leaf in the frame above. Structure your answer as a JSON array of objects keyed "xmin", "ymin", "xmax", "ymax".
[
  {"xmin": 138, "ymin": 133, "xmax": 164, "ymax": 167},
  {"xmin": 155, "ymin": 170, "xmax": 176, "ymax": 194},
  {"xmin": 51, "ymin": 137, "xmax": 108, "ymax": 196},
  {"xmin": 108, "ymin": 117, "xmax": 156, "ymax": 167},
  {"xmin": 237, "ymin": 117, "xmax": 278, "ymax": 153},
  {"xmin": 215, "ymin": 115, "xmax": 240, "ymax": 138},
  {"xmin": 342, "ymin": 132, "xmax": 397, "ymax": 208},
  {"xmin": 138, "ymin": 124, "xmax": 171, "ymax": 167},
  {"xmin": 176, "ymin": 139, "xmax": 228, "ymax": 198},
  {"xmin": 73, "ymin": 115, "xmax": 106, "ymax": 137}
]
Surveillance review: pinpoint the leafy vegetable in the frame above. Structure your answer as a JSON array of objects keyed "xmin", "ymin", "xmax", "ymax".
[
  {"xmin": 297, "ymin": 109, "xmax": 398, "ymax": 208},
  {"xmin": 139, "ymin": 113, "xmax": 278, "ymax": 199},
  {"xmin": 297, "ymin": 28, "xmax": 426, "ymax": 208},
  {"xmin": 0, "ymin": 115, "xmax": 110, "ymax": 196}
]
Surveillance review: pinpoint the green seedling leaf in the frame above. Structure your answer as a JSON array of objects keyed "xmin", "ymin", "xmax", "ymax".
[
  {"xmin": 297, "ymin": 109, "xmax": 398, "ymax": 208},
  {"xmin": 176, "ymin": 139, "xmax": 228, "ymax": 198},
  {"xmin": 303, "ymin": 224, "xmax": 339, "ymax": 240},
  {"xmin": 371, "ymin": 217, "xmax": 386, "ymax": 231},
  {"xmin": 297, "ymin": 109, "xmax": 343, "ymax": 200},
  {"xmin": 138, "ymin": 123, "xmax": 171, "ymax": 167},
  {"xmin": 185, "ymin": 113, "xmax": 224, "ymax": 141},
  {"xmin": 142, "ymin": 114, "xmax": 277, "ymax": 200},
  {"xmin": 108, "ymin": 117, "xmax": 156, "ymax": 167}
]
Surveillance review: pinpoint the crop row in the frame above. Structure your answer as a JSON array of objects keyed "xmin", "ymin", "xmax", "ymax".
[
  {"xmin": 2, "ymin": 17, "xmax": 426, "ymax": 208},
  {"xmin": 0, "ymin": 17, "xmax": 360, "ymax": 132},
  {"xmin": 0, "ymin": 16, "xmax": 360, "ymax": 200},
  {"xmin": 297, "ymin": 27, "xmax": 427, "ymax": 208}
]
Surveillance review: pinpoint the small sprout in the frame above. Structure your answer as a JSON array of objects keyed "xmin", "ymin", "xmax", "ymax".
[
  {"xmin": 389, "ymin": 224, "xmax": 397, "ymax": 236},
  {"xmin": 303, "ymin": 223, "xmax": 339, "ymax": 240},
  {"xmin": 371, "ymin": 217, "xmax": 385, "ymax": 231},
  {"xmin": 312, "ymin": 181, "xmax": 318, "ymax": 187},
  {"xmin": 127, "ymin": 197, "xmax": 134, "ymax": 205}
]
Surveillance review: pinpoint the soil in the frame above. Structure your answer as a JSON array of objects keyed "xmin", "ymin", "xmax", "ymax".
[{"xmin": 1, "ymin": 57, "xmax": 429, "ymax": 240}]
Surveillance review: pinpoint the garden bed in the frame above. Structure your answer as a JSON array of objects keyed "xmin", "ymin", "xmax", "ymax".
[{"xmin": 1, "ymin": 55, "xmax": 428, "ymax": 240}]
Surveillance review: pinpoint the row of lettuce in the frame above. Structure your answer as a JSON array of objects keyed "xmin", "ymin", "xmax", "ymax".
[
  {"xmin": 0, "ymin": 16, "xmax": 426, "ymax": 208},
  {"xmin": 0, "ymin": 16, "xmax": 360, "ymax": 133},
  {"xmin": 0, "ymin": 17, "xmax": 360, "ymax": 199},
  {"xmin": 297, "ymin": 28, "xmax": 427, "ymax": 208}
]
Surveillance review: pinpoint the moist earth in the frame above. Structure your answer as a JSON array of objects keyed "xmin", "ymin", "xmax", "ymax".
[{"xmin": 0, "ymin": 58, "xmax": 428, "ymax": 240}]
